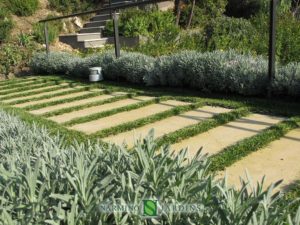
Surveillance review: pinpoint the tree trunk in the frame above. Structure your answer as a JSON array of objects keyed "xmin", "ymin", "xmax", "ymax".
[
  {"xmin": 174, "ymin": 0, "xmax": 181, "ymax": 26},
  {"xmin": 186, "ymin": 0, "xmax": 196, "ymax": 29}
]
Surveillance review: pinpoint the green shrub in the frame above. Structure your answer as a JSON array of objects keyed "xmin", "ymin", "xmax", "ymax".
[
  {"xmin": 5, "ymin": 0, "xmax": 39, "ymax": 16},
  {"xmin": 32, "ymin": 17, "xmax": 63, "ymax": 44},
  {"xmin": 104, "ymin": 9, "xmax": 179, "ymax": 39},
  {"xmin": 205, "ymin": 16, "xmax": 258, "ymax": 54},
  {"xmin": 0, "ymin": 8, "xmax": 13, "ymax": 43},
  {"xmin": 0, "ymin": 109, "xmax": 299, "ymax": 224},
  {"xmin": 48, "ymin": 0, "xmax": 95, "ymax": 14},
  {"xmin": 0, "ymin": 43, "xmax": 37, "ymax": 76}
]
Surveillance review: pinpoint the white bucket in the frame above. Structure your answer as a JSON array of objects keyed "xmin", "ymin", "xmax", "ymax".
[{"xmin": 89, "ymin": 67, "xmax": 103, "ymax": 82}]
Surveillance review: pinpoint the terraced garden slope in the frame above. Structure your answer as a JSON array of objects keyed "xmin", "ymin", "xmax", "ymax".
[{"xmin": 0, "ymin": 76, "xmax": 300, "ymax": 191}]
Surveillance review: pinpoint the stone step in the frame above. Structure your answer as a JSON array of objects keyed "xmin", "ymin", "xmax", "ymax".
[
  {"xmin": 104, "ymin": 106, "xmax": 232, "ymax": 147},
  {"xmin": 103, "ymin": 0, "xmax": 133, "ymax": 7},
  {"xmin": 14, "ymin": 89, "xmax": 91, "ymax": 108},
  {"xmin": 70, "ymin": 100, "xmax": 190, "ymax": 134},
  {"xmin": 84, "ymin": 20, "xmax": 109, "ymax": 28},
  {"xmin": 79, "ymin": 26, "xmax": 105, "ymax": 34},
  {"xmin": 172, "ymin": 113, "xmax": 285, "ymax": 158},
  {"xmin": 91, "ymin": 14, "xmax": 112, "ymax": 22},
  {"xmin": 83, "ymin": 38, "xmax": 110, "ymax": 48},
  {"xmin": 220, "ymin": 128, "xmax": 300, "ymax": 190},
  {"xmin": 49, "ymin": 96, "xmax": 152, "ymax": 124},
  {"xmin": 1, "ymin": 83, "xmax": 71, "ymax": 103}
]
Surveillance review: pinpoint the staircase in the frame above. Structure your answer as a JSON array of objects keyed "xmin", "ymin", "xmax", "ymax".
[{"xmin": 59, "ymin": 0, "xmax": 139, "ymax": 49}]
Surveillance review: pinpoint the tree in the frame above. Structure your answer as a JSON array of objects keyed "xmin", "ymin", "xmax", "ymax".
[{"xmin": 186, "ymin": 0, "xmax": 196, "ymax": 29}]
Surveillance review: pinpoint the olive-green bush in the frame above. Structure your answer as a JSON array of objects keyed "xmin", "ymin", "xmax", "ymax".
[
  {"xmin": 104, "ymin": 9, "xmax": 179, "ymax": 39},
  {"xmin": 0, "ymin": 109, "xmax": 299, "ymax": 224},
  {"xmin": 5, "ymin": 0, "xmax": 39, "ymax": 16}
]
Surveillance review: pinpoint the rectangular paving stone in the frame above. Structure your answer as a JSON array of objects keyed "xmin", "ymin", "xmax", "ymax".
[
  {"xmin": 30, "ymin": 93, "xmax": 124, "ymax": 115},
  {"xmin": 0, "ymin": 80, "xmax": 39, "ymax": 92},
  {"xmin": 49, "ymin": 96, "xmax": 153, "ymax": 124},
  {"xmin": 172, "ymin": 113, "xmax": 285, "ymax": 157},
  {"xmin": 70, "ymin": 100, "xmax": 190, "ymax": 134},
  {"xmin": 15, "ymin": 90, "xmax": 98, "ymax": 108},
  {"xmin": 220, "ymin": 128, "xmax": 300, "ymax": 190},
  {"xmin": 1, "ymin": 83, "xmax": 71, "ymax": 103},
  {"xmin": 104, "ymin": 106, "xmax": 232, "ymax": 147}
]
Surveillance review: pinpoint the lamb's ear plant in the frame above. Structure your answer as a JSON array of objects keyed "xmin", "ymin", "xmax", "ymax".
[{"xmin": 0, "ymin": 110, "xmax": 299, "ymax": 224}]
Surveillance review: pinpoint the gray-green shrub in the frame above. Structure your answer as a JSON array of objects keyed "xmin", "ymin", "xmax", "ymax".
[
  {"xmin": 30, "ymin": 51, "xmax": 80, "ymax": 75},
  {"xmin": 30, "ymin": 50, "xmax": 300, "ymax": 97},
  {"xmin": 0, "ymin": 109, "xmax": 299, "ymax": 224},
  {"xmin": 274, "ymin": 62, "xmax": 300, "ymax": 97},
  {"xmin": 107, "ymin": 52, "xmax": 155, "ymax": 83}
]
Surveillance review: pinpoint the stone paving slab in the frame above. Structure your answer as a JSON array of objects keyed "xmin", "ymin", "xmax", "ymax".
[
  {"xmin": 30, "ymin": 93, "xmax": 123, "ymax": 115},
  {"xmin": 15, "ymin": 90, "xmax": 97, "ymax": 108},
  {"xmin": 172, "ymin": 113, "xmax": 285, "ymax": 157},
  {"xmin": 220, "ymin": 128, "xmax": 300, "ymax": 190},
  {"xmin": 49, "ymin": 96, "xmax": 153, "ymax": 124},
  {"xmin": 1, "ymin": 83, "xmax": 71, "ymax": 103},
  {"xmin": 70, "ymin": 100, "xmax": 190, "ymax": 134},
  {"xmin": 104, "ymin": 106, "xmax": 232, "ymax": 147}
]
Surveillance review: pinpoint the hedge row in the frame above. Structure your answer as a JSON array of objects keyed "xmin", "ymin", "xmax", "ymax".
[
  {"xmin": 30, "ymin": 50, "xmax": 300, "ymax": 97},
  {"xmin": 0, "ymin": 109, "xmax": 299, "ymax": 224}
]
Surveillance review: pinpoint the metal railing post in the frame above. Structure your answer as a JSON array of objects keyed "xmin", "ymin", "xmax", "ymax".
[
  {"xmin": 268, "ymin": 0, "xmax": 277, "ymax": 97},
  {"xmin": 113, "ymin": 10, "xmax": 121, "ymax": 58},
  {"xmin": 44, "ymin": 22, "xmax": 50, "ymax": 56}
]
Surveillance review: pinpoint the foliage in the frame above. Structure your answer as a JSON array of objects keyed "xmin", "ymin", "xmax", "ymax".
[
  {"xmin": 0, "ymin": 43, "xmax": 37, "ymax": 76},
  {"xmin": 0, "ymin": 8, "xmax": 14, "ymax": 43},
  {"xmin": 30, "ymin": 50, "xmax": 300, "ymax": 97},
  {"xmin": 204, "ymin": 17, "xmax": 259, "ymax": 54},
  {"xmin": 30, "ymin": 51, "xmax": 80, "ymax": 75},
  {"xmin": 104, "ymin": 9, "xmax": 179, "ymax": 39},
  {"xmin": 146, "ymin": 50, "xmax": 269, "ymax": 96},
  {"xmin": 0, "ymin": 109, "xmax": 299, "ymax": 224},
  {"xmin": 17, "ymin": 32, "xmax": 34, "ymax": 47},
  {"xmin": 5, "ymin": 0, "xmax": 39, "ymax": 16},
  {"xmin": 48, "ymin": 0, "xmax": 97, "ymax": 14},
  {"xmin": 225, "ymin": 0, "xmax": 266, "ymax": 18},
  {"xmin": 32, "ymin": 16, "xmax": 63, "ymax": 44},
  {"xmin": 107, "ymin": 52, "xmax": 155, "ymax": 83}
]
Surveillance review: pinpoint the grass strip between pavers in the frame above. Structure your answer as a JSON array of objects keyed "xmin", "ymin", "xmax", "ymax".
[
  {"xmin": 0, "ymin": 82, "xmax": 75, "ymax": 101},
  {"xmin": 0, "ymin": 77, "xmax": 39, "ymax": 87},
  {"xmin": 23, "ymin": 89, "xmax": 107, "ymax": 111},
  {"xmin": 91, "ymin": 102, "xmax": 206, "ymax": 138},
  {"xmin": 0, "ymin": 103, "xmax": 106, "ymax": 147},
  {"xmin": 63, "ymin": 97, "xmax": 170, "ymax": 127},
  {"xmin": 0, "ymin": 78, "xmax": 41, "ymax": 90},
  {"xmin": 0, "ymin": 79, "xmax": 65, "ymax": 96},
  {"xmin": 208, "ymin": 117, "xmax": 300, "ymax": 172},
  {"xmin": 43, "ymin": 94, "xmax": 132, "ymax": 117},
  {"xmin": 155, "ymin": 107, "xmax": 251, "ymax": 148}
]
